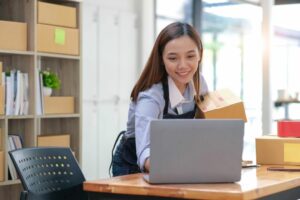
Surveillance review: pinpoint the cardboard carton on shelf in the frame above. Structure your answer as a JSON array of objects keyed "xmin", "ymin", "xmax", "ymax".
[
  {"xmin": 195, "ymin": 89, "xmax": 247, "ymax": 122},
  {"xmin": 38, "ymin": 1, "xmax": 77, "ymax": 28},
  {"xmin": 37, "ymin": 134, "xmax": 70, "ymax": 148},
  {"xmin": 37, "ymin": 24, "xmax": 79, "ymax": 55},
  {"xmin": 0, "ymin": 61, "xmax": 2, "ymax": 84},
  {"xmin": 0, "ymin": 20, "xmax": 27, "ymax": 51},
  {"xmin": 44, "ymin": 96, "xmax": 75, "ymax": 114},
  {"xmin": 256, "ymin": 135, "xmax": 300, "ymax": 165},
  {"xmin": 0, "ymin": 151, "xmax": 4, "ymax": 181},
  {"xmin": 0, "ymin": 85, "xmax": 4, "ymax": 115}
]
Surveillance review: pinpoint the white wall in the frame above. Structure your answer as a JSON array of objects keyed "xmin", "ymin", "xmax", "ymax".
[{"xmin": 82, "ymin": 0, "xmax": 155, "ymax": 180}]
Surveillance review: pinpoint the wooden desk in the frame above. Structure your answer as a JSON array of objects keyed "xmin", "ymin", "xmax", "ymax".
[{"xmin": 84, "ymin": 165, "xmax": 300, "ymax": 200}]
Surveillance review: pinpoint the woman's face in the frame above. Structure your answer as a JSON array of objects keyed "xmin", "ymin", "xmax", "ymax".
[{"xmin": 162, "ymin": 35, "xmax": 200, "ymax": 93}]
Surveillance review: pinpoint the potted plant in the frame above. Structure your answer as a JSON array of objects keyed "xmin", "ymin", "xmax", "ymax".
[{"xmin": 41, "ymin": 69, "xmax": 61, "ymax": 96}]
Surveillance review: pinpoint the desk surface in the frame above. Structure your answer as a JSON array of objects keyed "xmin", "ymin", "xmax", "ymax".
[{"xmin": 84, "ymin": 165, "xmax": 300, "ymax": 200}]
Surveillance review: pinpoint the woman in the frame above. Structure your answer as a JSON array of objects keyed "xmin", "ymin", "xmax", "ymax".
[{"xmin": 111, "ymin": 22, "xmax": 208, "ymax": 176}]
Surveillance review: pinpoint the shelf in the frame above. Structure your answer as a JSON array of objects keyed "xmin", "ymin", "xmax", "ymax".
[
  {"xmin": 0, "ymin": 180, "xmax": 21, "ymax": 186},
  {"xmin": 0, "ymin": 50, "xmax": 35, "ymax": 56},
  {"xmin": 37, "ymin": 52, "xmax": 80, "ymax": 60},
  {"xmin": 6, "ymin": 115, "xmax": 35, "ymax": 119},
  {"xmin": 38, "ymin": 114, "xmax": 80, "ymax": 118},
  {"xmin": 0, "ymin": 0, "xmax": 82, "ymax": 197}
]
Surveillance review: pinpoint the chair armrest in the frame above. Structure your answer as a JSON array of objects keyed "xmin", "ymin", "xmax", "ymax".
[{"xmin": 20, "ymin": 191, "xmax": 28, "ymax": 200}]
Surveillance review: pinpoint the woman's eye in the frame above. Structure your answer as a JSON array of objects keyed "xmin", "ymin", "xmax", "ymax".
[
  {"xmin": 168, "ymin": 57, "xmax": 177, "ymax": 61},
  {"xmin": 188, "ymin": 55, "xmax": 195, "ymax": 59}
]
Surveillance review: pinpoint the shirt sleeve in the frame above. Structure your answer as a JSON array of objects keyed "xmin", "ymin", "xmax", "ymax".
[{"xmin": 135, "ymin": 94, "xmax": 161, "ymax": 171}]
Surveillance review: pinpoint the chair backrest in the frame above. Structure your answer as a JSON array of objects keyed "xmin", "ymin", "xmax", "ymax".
[{"xmin": 9, "ymin": 147, "xmax": 87, "ymax": 200}]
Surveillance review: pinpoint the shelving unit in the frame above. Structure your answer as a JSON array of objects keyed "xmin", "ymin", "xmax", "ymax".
[{"xmin": 0, "ymin": 0, "xmax": 82, "ymax": 199}]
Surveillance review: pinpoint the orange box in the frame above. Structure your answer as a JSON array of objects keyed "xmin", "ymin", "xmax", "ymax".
[
  {"xmin": 0, "ymin": 86, "xmax": 4, "ymax": 115},
  {"xmin": 38, "ymin": 1, "xmax": 77, "ymax": 28},
  {"xmin": 0, "ymin": 151, "xmax": 4, "ymax": 181},
  {"xmin": 37, "ymin": 134, "xmax": 70, "ymax": 147},
  {"xmin": 278, "ymin": 120, "xmax": 300, "ymax": 137},
  {"xmin": 37, "ymin": 24, "xmax": 79, "ymax": 55},
  {"xmin": 256, "ymin": 135, "xmax": 300, "ymax": 165},
  {"xmin": 0, "ymin": 20, "xmax": 27, "ymax": 51},
  {"xmin": 44, "ymin": 96, "xmax": 75, "ymax": 114},
  {"xmin": 196, "ymin": 89, "xmax": 247, "ymax": 122}
]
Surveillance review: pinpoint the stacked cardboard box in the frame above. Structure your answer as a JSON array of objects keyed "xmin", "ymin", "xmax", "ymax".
[
  {"xmin": 37, "ymin": 1, "xmax": 79, "ymax": 55},
  {"xmin": 0, "ymin": 62, "xmax": 4, "ymax": 114},
  {"xmin": 0, "ymin": 20, "xmax": 27, "ymax": 51}
]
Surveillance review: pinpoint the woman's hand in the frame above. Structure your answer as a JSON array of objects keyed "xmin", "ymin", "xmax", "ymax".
[{"xmin": 144, "ymin": 158, "xmax": 150, "ymax": 172}]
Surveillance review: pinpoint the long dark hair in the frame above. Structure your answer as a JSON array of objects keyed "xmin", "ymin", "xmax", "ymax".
[{"xmin": 131, "ymin": 22, "xmax": 203, "ymax": 102}]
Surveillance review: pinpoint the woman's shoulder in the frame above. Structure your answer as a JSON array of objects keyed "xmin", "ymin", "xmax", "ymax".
[{"xmin": 137, "ymin": 82, "xmax": 164, "ymax": 104}]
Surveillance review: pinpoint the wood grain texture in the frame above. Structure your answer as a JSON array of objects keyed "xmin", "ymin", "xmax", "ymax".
[{"xmin": 84, "ymin": 165, "xmax": 300, "ymax": 200}]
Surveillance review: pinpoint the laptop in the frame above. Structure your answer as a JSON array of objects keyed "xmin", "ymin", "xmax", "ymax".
[{"xmin": 143, "ymin": 119, "xmax": 244, "ymax": 184}]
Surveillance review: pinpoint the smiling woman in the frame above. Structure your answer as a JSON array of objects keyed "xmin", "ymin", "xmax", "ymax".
[{"xmin": 111, "ymin": 22, "xmax": 208, "ymax": 177}]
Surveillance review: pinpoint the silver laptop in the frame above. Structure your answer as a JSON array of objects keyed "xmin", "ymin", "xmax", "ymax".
[{"xmin": 144, "ymin": 119, "xmax": 244, "ymax": 184}]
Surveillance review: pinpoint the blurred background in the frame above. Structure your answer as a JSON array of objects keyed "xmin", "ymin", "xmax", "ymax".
[{"xmin": 81, "ymin": 0, "xmax": 300, "ymax": 179}]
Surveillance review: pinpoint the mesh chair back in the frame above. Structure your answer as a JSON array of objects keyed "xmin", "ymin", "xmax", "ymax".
[{"xmin": 9, "ymin": 147, "xmax": 87, "ymax": 200}]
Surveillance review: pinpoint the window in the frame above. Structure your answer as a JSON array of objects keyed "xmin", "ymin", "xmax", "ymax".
[
  {"xmin": 201, "ymin": 1, "xmax": 262, "ymax": 160},
  {"xmin": 272, "ymin": 4, "xmax": 300, "ymax": 122},
  {"xmin": 155, "ymin": 0, "xmax": 193, "ymax": 35}
]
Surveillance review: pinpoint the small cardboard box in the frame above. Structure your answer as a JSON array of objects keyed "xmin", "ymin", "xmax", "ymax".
[
  {"xmin": 37, "ymin": 134, "xmax": 70, "ymax": 147},
  {"xmin": 278, "ymin": 120, "xmax": 300, "ymax": 137},
  {"xmin": 38, "ymin": 1, "xmax": 77, "ymax": 28},
  {"xmin": 195, "ymin": 89, "xmax": 247, "ymax": 122},
  {"xmin": 0, "ymin": 85, "xmax": 4, "ymax": 115},
  {"xmin": 0, "ymin": 151, "xmax": 4, "ymax": 181},
  {"xmin": 256, "ymin": 135, "xmax": 300, "ymax": 165},
  {"xmin": 37, "ymin": 24, "xmax": 79, "ymax": 55},
  {"xmin": 44, "ymin": 96, "xmax": 75, "ymax": 114},
  {"xmin": 0, "ymin": 20, "xmax": 27, "ymax": 51},
  {"xmin": 0, "ymin": 61, "xmax": 2, "ymax": 84}
]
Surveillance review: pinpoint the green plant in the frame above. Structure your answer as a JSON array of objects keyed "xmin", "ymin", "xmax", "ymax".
[{"xmin": 41, "ymin": 70, "xmax": 61, "ymax": 89}]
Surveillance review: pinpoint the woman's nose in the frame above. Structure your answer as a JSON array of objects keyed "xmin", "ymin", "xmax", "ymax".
[{"xmin": 178, "ymin": 58, "xmax": 187, "ymax": 69}]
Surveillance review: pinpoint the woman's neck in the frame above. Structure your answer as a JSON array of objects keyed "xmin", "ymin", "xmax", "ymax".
[{"xmin": 176, "ymin": 83, "xmax": 188, "ymax": 95}]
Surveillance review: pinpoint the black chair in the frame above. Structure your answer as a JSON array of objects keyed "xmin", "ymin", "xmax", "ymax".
[{"xmin": 9, "ymin": 147, "xmax": 88, "ymax": 200}]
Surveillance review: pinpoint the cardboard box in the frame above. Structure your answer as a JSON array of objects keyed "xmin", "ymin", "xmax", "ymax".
[
  {"xmin": 256, "ymin": 135, "xmax": 300, "ymax": 165},
  {"xmin": 0, "ymin": 20, "xmax": 27, "ymax": 51},
  {"xmin": 0, "ymin": 151, "xmax": 4, "ymax": 181},
  {"xmin": 0, "ymin": 85, "xmax": 4, "ymax": 115},
  {"xmin": 38, "ymin": 1, "xmax": 77, "ymax": 28},
  {"xmin": 0, "ymin": 62, "xmax": 2, "ymax": 84},
  {"xmin": 278, "ymin": 120, "xmax": 300, "ymax": 137},
  {"xmin": 37, "ymin": 134, "xmax": 70, "ymax": 147},
  {"xmin": 195, "ymin": 89, "xmax": 247, "ymax": 122},
  {"xmin": 44, "ymin": 96, "xmax": 75, "ymax": 114},
  {"xmin": 37, "ymin": 24, "xmax": 79, "ymax": 55}
]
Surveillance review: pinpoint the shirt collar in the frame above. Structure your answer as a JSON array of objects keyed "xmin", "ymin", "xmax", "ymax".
[{"xmin": 168, "ymin": 76, "xmax": 196, "ymax": 108}]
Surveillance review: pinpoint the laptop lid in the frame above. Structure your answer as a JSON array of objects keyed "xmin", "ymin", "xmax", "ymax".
[{"xmin": 146, "ymin": 119, "xmax": 244, "ymax": 184}]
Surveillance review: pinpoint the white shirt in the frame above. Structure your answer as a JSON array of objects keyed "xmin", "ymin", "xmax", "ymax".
[{"xmin": 124, "ymin": 74, "xmax": 208, "ymax": 170}]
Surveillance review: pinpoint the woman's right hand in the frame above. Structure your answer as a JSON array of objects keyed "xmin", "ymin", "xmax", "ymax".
[{"xmin": 144, "ymin": 158, "xmax": 150, "ymax": 172}]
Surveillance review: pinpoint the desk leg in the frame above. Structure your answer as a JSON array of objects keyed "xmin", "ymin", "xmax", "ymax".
[{"xmin": 259, "ymin": 186, "xmax": 300, "ymax": 200}]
